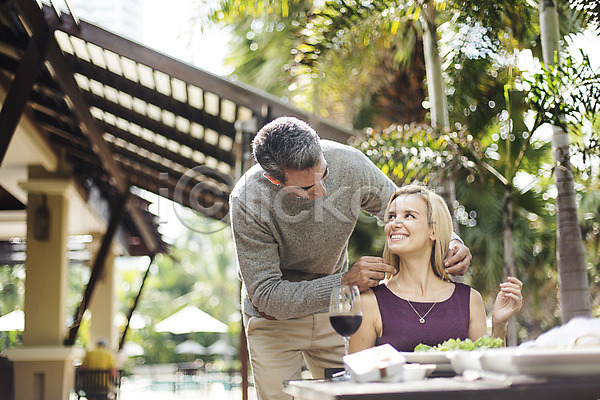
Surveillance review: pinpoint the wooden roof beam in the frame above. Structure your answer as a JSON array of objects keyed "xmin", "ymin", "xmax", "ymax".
[
  {"xmin": 0, "ymin": 32, "xmax": 49, "ymax": 166},
  {"xmin": 121, "ymin": 163, "xmax": 229, "ymax": 221},
  {"xmin": 82, "ymin": 90, "xmax": 235, "ymax": 165},
  {"xmin": 100, "ymin": 121, "xmax": 232, "ymax": 185},
  {"xmin": 51, "ymin": 9, "xmax": 356, "ymax": 143},
  {"xmin": 63, "ymin": 52, "xmax": 237, "ymax": 139},
  {"xmin": 13, "ymin": 0, "xmax": 159, "ymax": 254},
  {"xmin": 109, "ymin": 141, "xmax": 230, "ymax": 195}
]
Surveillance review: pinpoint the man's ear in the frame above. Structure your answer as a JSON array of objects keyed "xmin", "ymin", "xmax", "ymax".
[{"xmin": 263, "ymin": 173, "xmax": 281, "ymax": 186}]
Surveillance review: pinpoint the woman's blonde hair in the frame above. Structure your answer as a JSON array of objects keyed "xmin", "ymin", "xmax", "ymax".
[{"xmin": 382, "ymin": 183, "xmax": 453, "ymax": 280}]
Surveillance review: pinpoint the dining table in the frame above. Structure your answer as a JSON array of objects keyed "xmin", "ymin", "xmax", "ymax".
[
  {"xmin": 284, "ymin": 336, "xmax": 600, "ymax": 400},
  {"xmin": 283, "ymin": 374, "xmax": 600, "ymax": 400}
]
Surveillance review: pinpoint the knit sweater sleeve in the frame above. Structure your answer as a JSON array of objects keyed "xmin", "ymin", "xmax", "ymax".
[{"xmin": 230, "ymin": 194, "xmax": 343, "ymax": 320}]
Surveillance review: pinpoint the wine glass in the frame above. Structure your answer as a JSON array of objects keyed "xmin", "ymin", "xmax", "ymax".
[{"xmin": 329, "ymin": 285, "xmax": 363, "ymax": 363}]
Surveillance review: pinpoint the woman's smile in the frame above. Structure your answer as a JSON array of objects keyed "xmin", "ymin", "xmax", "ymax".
[{"xmin": 389, "ymin": 232, "xmax": 408, "ymax": 241}]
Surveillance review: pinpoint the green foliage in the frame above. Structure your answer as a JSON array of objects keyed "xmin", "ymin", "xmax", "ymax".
[
  {"xmin": 348, "ymin": 212, "xmax": 385, "ymax": 266},
  {"xmin": 201, "ymin": 0, "xmax": 314, "ymax": 96},
  {"xmin": 0, "ymin": 264, "xmax": 24, "ymax": 351},
  {"xmin": 0, "ymin": 261, "xmax": 90, "ymax": 350},
  {"xmin": 414, "ymin": 335, "xmax": 504, "ymax": 352},
  {"xmin": 294, "ymin": 1, "xmax": 430, "ymax": 125},
  {"xmin": 2, "ymin": 330, "xmax": 22, "ymax": 350},
  {"xmin": 205, "ymin": 0, "xmax": 595, "ymax": 131},
  {"xmin": 116, "ymin": 220, "xmax": 240, "ymax": 366},
  {"xmin": 578, "ymin": 180, "xmax": 600, "ymax": 316},
  {"xmin": 522, "ymin": 52, "xmax": 600, "ymax": 321},
  {"xmin": 524, "ymin": 51, "xmax": 600, "ymax": 134},
  {"xmin": 447, "ymin": 0, "xmax": 538, "ymax": 45},
  {"xmin": 568, "ymin": 0, "xmax": 600, "ymax": 29},
  {"xmin": 351, "ymin": 124, "xmax": 463, "ymax": 186},
  {"xmin": 0, "ymin": 264, "xmax": 24, "ymax": 314}
]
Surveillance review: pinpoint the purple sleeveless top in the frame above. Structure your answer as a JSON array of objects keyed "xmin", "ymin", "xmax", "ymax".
[{"xmin": 373, "ymin": 282, "xmax": 471, "ymax": 352}]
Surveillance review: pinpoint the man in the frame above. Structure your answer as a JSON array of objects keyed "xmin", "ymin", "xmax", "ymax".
[
  {"xmin": 81, "ymin": 338, "xmax": 116, "ymax": 372},
  {"xmin": 229, "ymin": 117, "xmax": 471, "ymax": 400},
  {"xmin": 79, "ymin": 338, "xmax": 118, "ymax": 399}
]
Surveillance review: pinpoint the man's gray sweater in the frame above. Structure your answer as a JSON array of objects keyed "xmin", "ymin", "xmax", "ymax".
[{"xmin": 230, "ymin": 140, "xmax": 397, "ymax": 320}]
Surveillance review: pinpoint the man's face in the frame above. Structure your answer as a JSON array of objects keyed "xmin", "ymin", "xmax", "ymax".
[{"xmin": 281, "ymin": 154, "xmax": 329, "ymax": 200}]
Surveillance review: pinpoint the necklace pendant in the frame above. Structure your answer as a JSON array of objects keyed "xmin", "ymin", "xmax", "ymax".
[{"xmin": 419, "ymin": 318, "xmax": 425, "ymax": 324}]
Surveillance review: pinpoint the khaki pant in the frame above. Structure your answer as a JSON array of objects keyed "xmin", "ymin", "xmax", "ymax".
[{"xmin": 245, "ymin": 312, "xmax": 345, "ymax": 400}]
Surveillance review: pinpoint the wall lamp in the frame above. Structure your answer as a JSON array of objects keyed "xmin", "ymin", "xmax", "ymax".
[{"xmin": 33, "ymin": 194, "xmax": 51, "ymax": 241}]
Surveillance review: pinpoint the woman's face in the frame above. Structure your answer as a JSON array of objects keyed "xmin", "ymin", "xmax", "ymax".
[{"xmin": 384, "ymin": 194, "xmax": 435, "ymax": 256}]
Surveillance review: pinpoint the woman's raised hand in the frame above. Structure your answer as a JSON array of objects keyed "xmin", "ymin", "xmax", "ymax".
[{"xmin": 491, "ymin": 276, "xmax": 523, "ymax": 325}]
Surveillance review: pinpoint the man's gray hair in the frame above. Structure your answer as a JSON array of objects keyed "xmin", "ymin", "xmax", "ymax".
[{"xmin": 252, "ymin": 117, "xmax": 322, "ymax": 183}]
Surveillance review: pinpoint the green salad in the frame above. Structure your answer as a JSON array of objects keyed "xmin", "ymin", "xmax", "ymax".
[{"xmin": 414, "ymin": 336, "xmax": 504, "ymax": 352}]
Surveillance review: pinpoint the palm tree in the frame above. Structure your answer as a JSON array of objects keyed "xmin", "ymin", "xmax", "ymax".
[
  {"xmin": 198, "ymin": 0, "xmax": 314, "ymax": 98},
  {"xmin": 203, "ymin": 0, "xmax": 600, "ymax": 332},
  {"xmin": 421, "ymin": 1, "xmax": 448, "ymax": 129},
  {"xmin": 538, "ymin": 0, "xmax": 591, "ymax": 322}
]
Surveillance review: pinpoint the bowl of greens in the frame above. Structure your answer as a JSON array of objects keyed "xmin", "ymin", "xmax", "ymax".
[{"xmin": 410, "ymin": 336, "xmax": 505, "ymax": 374}]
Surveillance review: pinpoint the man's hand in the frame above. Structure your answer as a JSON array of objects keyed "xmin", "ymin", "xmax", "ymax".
[
  {"xmin": 444, "ymin": 240, "xmax": 472, "ymax": 276},
  {"xmin": 342, "ymin": 256, "xmax": 396, "ymax": 292}
]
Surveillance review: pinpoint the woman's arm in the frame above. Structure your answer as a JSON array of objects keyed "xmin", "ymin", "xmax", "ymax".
[
  {"xmin": 349, "ymin": 289, "xmax": 381, "ymax": 354},
  {"xmin": 468, "ymin": 288, "xmax": 488, "ymax": 341}
]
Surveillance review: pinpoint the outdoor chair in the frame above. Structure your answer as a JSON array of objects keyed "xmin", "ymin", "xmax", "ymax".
[{"xmin": 74, "ymin": 368, "xmax": 122, "ymax": 400}]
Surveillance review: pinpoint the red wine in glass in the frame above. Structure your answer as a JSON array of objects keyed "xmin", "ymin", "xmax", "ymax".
[
  {"xmin": 329, "ymin": 314, "xmax": 363, "ymax": 337},
  {"xmin": 329, "ymin": 284, "xmax": 363, "ymax": 376}
]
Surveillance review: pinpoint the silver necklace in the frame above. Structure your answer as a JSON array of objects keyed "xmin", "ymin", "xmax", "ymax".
[
  {"xmin": 405, "ymin": 299, "xmax": 437, "ymax": 324},
  {"xmin": 392, "ymin": 279, "xmax": 437, "ymax": 324}
]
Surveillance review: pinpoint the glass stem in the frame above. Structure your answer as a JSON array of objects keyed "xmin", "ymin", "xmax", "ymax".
[{"xmin": 343, "ymin": 337, "xmax": 350, "ymax": 375}]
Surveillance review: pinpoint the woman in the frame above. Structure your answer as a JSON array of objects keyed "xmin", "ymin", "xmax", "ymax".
[{"xmin": 350, "ymin": 184, "xmax": 522, "ymax": 353}]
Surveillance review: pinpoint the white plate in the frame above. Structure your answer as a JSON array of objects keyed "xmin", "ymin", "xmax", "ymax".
[
  {"xmin": 401, "ymin": 351, "xmax": 454, "ymax": 365},
  {"xmin": 401, "ymin": 351, "xmax": 456, "ymax": 373},
  {"xmin": 448, "ymin": 350, "xmax": 483, "ymax": 374},
  {"xmin": 513, "ymin": 346, "xmax": 600, "ymax": 376},
  {"xmin": 362, "ymin": 363, "xmax": 437, "ymax": 382},
  {"xmin": 398, "ymin": 363, "xmax": 437, "ymax": 381},
  {"xmin": 478, "ymin": 347, "xmax": 520, "ymax": 375}
]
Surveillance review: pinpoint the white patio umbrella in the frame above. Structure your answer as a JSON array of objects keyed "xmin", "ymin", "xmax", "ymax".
[
  {"xmin": 154, "ymin": 305, "xmax": 228, "ymax": 334},
  {"xmin": 0, "ymin": 309, "xmax": 24, "ymax": 331},
  {"xmin": 175, "ymin": 340, "xmax": 207, "ymax": 355},
  {"xmin": 122, "ymin": 341, "xmax": 145, "ymax": 356},
  {"xmin": 115, "ymin": 312, "xmax": 147, "ymax": 330},
  {"xmin": 206, "ymin": 339, "xmax": 235, "ymax": 356}
]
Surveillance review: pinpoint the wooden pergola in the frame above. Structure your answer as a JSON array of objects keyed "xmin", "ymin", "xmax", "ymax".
[{"xmin": 0, "ymin": 0, "xmax": 356, "ymax": 398}]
